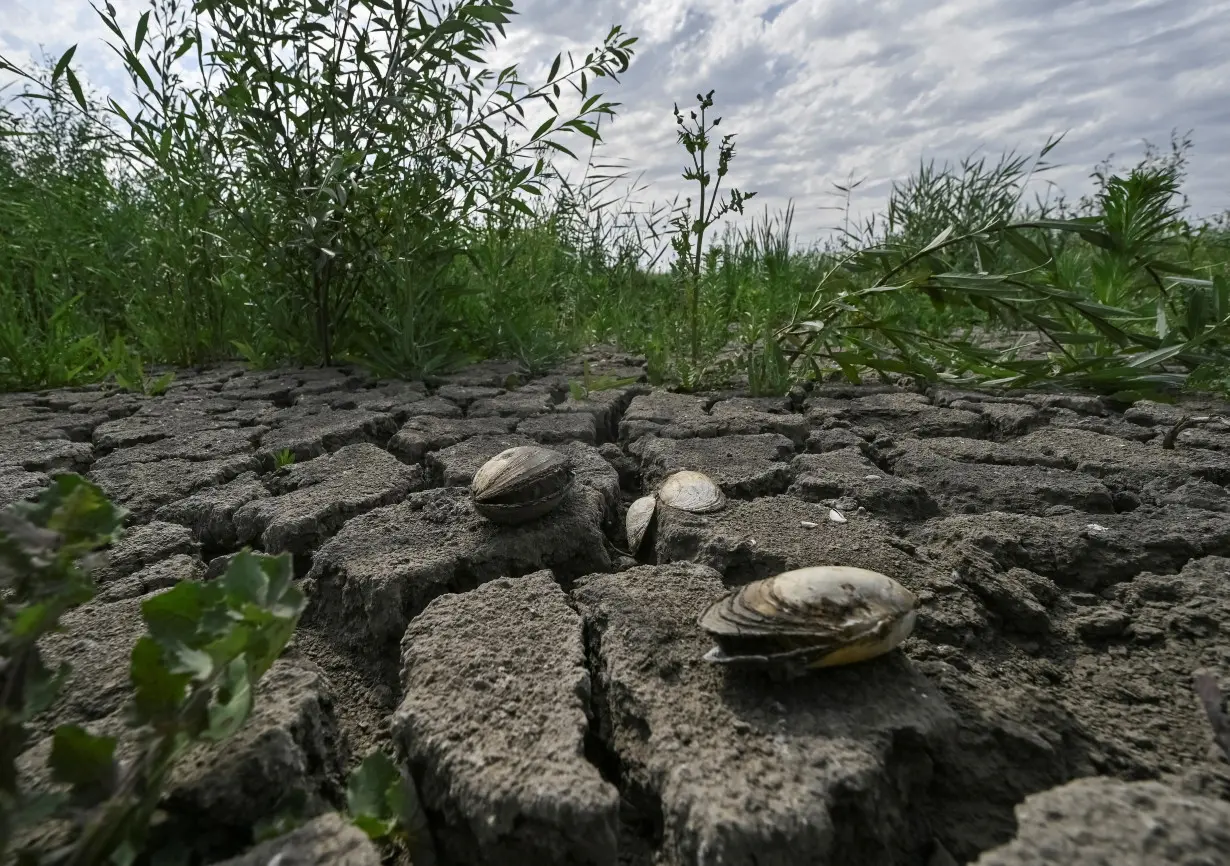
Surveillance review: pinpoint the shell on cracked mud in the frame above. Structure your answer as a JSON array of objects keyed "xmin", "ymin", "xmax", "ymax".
[
  {"xmin": 470, "ymin": 445, "xmax": 575, "ymax": 525},
  {"xmin": 698, "ymin": 565, "xmax": 920, "ymax": 672}
]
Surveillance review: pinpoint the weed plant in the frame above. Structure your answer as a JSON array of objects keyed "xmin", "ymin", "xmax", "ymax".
[
  {"xmin": 0, "ymin": 0, "xmax": 1227, "ymax": 399},
  {"xmin": 0, "ymin": 475, "xmax": 433, "ymax": 865}
]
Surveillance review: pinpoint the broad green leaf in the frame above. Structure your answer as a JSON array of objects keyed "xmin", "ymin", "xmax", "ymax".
[
  {"xmin": 10, "ymin": 602, "xmax": 56, "ymax": 640},
  {"xmin": 15, "ymin": 474, "xmax": 125, "ymax": 547},
  {"xmin": 111, "ymin": 838, "xmax": 141, "ymax": 866},
  {"xmin": 141, "ymin": 581, "xmax": 206, "ymax": 646},
  {"xmin": 346, "ymin": 750, "xmax": 427, "ymax": 845},
  {"xmin": 129, "ymin": 636, "xmax": 191, "ymax": 724},
  {"xmin": 204, "ymin": 657, "xmax": 254, "ymax": 741},
  {"xmin": 21, "ymin": 654, "xmax": 71, "ymax": 720},
  {"xmin": 48, "ymin": 725, "xmax": 117, "ymax": 794},
  {"xmin": 220, "ymin": 550, "xmax": 270, "ymax": 607}
]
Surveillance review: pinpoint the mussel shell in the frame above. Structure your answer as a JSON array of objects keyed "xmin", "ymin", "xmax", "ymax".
[
  {"xmin": 698, "ymin": 565, "xmax": 919, "ymax": 669},
  {"xmin": 625, "ymin": 495, "xmax": 657, "ymax": 555},
  {"xmin": 658, "ymin": 470, "xmax": 726, "ymax": 514},
  {"xmin": 470, "ymin": 445, "xmax": 574, "ymax": 525}
]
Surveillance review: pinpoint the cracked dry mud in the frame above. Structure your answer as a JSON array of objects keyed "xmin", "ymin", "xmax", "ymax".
[{"xmin": 5, "ymin": 348, "xmax": 1230, "ymax": 866}]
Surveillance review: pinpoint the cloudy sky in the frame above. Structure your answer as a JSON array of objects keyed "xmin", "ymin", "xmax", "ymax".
[{"xmin": 3, "ymin": 0, "xmax": 1228, "ymax": 251}]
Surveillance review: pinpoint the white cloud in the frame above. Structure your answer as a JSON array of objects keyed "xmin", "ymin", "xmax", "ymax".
[{"xmin": 3, "ymin": 0, "xmax": 1227, "ymax": 249}]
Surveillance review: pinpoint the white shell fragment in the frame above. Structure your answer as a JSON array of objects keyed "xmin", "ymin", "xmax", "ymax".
[
  {"xmin": 828, "ymin": 509, "xmax": 846, "ymax": 523},
  {"xmin": 698, "ymin": 565, "xmax": 920, "ymax": 673},
  {"xmin": 657, "ymin": 470, "xmax": 727, "ymax": 514},
  {"xmin": 625, "ymin": 495, "xmax": 658, "ymax": 555}
]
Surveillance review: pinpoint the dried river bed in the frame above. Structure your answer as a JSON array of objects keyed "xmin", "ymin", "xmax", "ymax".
[{"xmin": 4, "ymin": 349, "xmax": 1230, "ymax": 866}]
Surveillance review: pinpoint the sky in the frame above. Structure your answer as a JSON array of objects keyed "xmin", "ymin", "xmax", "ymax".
[{"xmin": 2, "ymin": 0, "xmax": 1228, "ymax": 252}]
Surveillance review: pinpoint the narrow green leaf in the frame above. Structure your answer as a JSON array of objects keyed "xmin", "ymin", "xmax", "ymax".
[
  {"xmin": 173, "ymin": 34, "xmax": 197, "ymax": 61},
  {"xmin": 919, "ymin": 225, "xmax": 954, "ymax": 255},
  {"xmin": 464, "ymin": 3, "xmax": 511, "ymax": 24},
  {"xmin": 63, "ymin": 68, "xmax": 88, "ymax": 112},
  {"xmin": 134, "ymin": 11, "xmax": 150, "ymax": 54},
  {"xmin": 530, "ymin": 116, "xmax": 555, "ymax": 142},
  {"xmin": 1146, "ymin": 259, "xmax": 1195, "ymax": 277},
  {"xmin": 124, "ymin": 48, "xmax": 157, "ymax": 95},
  {"xmin": 1125, "ymin": 343, "xmax": 1186, "ymax": 369},
  {"xmin": 568, "ymin": 118, "xmax": 600, "ymax": 141},
  {"xmin": 52, "ymin": 45, "xmax": 78, "ymax": 84},
  {"xmin": 1000, "ymin": 229, "xmax": 1051, "ymax": 266}
]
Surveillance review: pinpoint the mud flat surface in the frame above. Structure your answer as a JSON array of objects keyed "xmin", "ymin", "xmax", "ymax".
[{"xmin": 5, "ymin": 348, "xmax": 1230, "ymax": 865}]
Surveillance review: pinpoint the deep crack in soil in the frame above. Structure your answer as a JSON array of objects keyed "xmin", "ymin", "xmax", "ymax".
[{"xmin": 6, "ymin": 347, "xmax": 1230, "ymax": 866}]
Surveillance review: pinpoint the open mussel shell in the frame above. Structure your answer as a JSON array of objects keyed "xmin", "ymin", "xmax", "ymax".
[
  {"xmin": 658, "ymin": 470, "xmax": 727, "ymax": 514},
  {"xmin": 698, "ymin": 565, "xmax": 919, "ymax": 671},
  {"xmin": 470, "ymin": 445, "xmax": 574, "ymax": 525},
  {"xmin": 625, "ymin": 494, "xmax": 657, "ymax": 555}
]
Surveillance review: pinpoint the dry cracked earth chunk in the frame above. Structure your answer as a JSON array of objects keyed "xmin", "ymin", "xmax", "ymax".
[
  {"xmin": 394, "ymin": 571, "xmax": 618, "ymax": 866},
  {"xmin": 302, "ymin": 482, "xmax": 613, "ymax": 658},
  {"xmin": 573, "ymin": 562, "xmax": 956, "ymax": 866},
  {"xmin": 7, "ymin": 360, "xmax": 1230, "ymax": 865},
  {"xmin": 232, "ymin": 442, "xmax": 425, "ymax": 554},
  {"xmin": 631, "ymin": 432, "xmax": 796, "ymax": 497},
  {"xmin": 209, "ymin": 812, "xmax": 382, "ymax": 866},
  {"xmin": 974, "ymin": 776, "xmax": 1230, "ymax": 866}
]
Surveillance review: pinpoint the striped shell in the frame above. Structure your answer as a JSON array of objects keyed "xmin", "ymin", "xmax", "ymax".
[
  {"xmin": 698, "ymin": 566, "xmax": 919, "ymax": 672},
  {"xmin": 658, "ymin": 470, "xmax": 726, "ymax": 514},
  {"xmin": 470, "ymin": 446, "xmax": 574, "ymax": 525},
  {"xmin": 625, "ymin": 495, "xmax": 657, "ymax": 554}
]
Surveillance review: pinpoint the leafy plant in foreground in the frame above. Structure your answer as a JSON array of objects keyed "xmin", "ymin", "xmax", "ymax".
[
  {"xmin": 0, "ymin": 475, "xmax": 306, "ymax": 865},
  {"xmin": 346, "ymin": 750, "xmax": 435, "ymax": 864},
  {"xmin": 0, "ymin": 476, "xmax": 126, "ymax": 861}
]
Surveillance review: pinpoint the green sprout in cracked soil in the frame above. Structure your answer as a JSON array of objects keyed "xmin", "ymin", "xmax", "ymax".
[
  {"xmin": 0, "ymin": 0, "xmax": 1227, "ymax": 398},
  {"xmin": 0, "ymin": 475, "xmax": 425, "ymax": 865}
]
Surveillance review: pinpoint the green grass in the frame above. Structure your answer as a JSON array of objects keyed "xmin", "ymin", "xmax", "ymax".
[{"xmin": 0, "ymin": 0, "xmax": 1227, "ymax": 400}]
